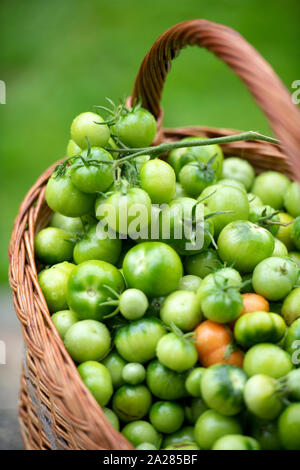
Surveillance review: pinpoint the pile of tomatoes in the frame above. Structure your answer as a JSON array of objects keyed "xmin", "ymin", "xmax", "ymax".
[{"xmin": 35, "ymin": 103, "xmax": 300, "ymax": 450}]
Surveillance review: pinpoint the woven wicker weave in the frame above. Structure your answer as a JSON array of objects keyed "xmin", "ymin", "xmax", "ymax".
[{"xmin": 9, "ymin": 19, "xmax": 300, "ymax": 450}]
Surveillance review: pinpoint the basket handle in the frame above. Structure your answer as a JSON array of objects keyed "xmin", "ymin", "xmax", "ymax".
[{"xmin": 131, "ymin": 19, "xmax": 300, "ymax": 179}]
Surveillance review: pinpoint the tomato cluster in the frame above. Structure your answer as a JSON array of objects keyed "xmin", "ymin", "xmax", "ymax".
[{"xmin": 35, "ymin": 101, "xmax": 300, "ymax": 450}]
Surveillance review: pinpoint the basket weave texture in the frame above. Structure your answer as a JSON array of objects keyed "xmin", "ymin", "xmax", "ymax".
[{"xmin": 9, "ymin": 19, "xmax": 300, "ymax": 450}]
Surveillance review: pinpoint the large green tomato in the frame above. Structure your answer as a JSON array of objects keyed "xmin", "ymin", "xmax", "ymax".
[
  {"xmin": 184, "ymin": 248, "xmax": 221, "ymax": 278},
  {"xmin": 281, "ymin": 287, "xmax": 300, "ymax": 326},
  {"xmin": 212, "ymin": 435, "xmax": 260, "ymax": 450},
  {"xmin": 67, "ymin": 260, "xmax": 124, "ymax": 320},
  {"xmin": 243, "ymin": 343, "xmax": 293, "ymax": 378},
  {"xmin": 115, "ymin": 317, "xmax": 166, "ymax": 363},
  {"xmin": 35, "ymin": 227, "xmax": 75, "ymax": 265},
  {"xmin": 199, "ymin": 184, "xmax": 249, "ymax": 235},
  {"xmin": 122, "ymin": 242, "xmax": 183, "ymax": 297},
  {"xmin": 73, "ymin": 224, "xmax": 122, "ymax": 265},
  {"xmin": 156, "ymin": 333, "xmax": 198, "ymax": 372},
  {"xmin": 217, "ymin": 221, "xmax": 274, "ymax": 273},
  {"xmin": 252, "ymin": 171, "xmax": 291, "ymax": 209},
  {"xmin": 200, "ymin": 364, "xmax": 247, "ymax": 416},
  {"xmin": 222, "ymin": 157, "xmax": 255, "ymax": 191},
  {"xmin": 179, "ymin": 136, "xmax": 224, "ymax": 179},
  {"xmin": 194, "ymin": 409, "xmax": 242, "ymax": 450},
  {"xmin": 112, "ymin": 384, "xmax": 152, "ymax": 422},
  {"xmin": 160, "ymin": 290, "xmax": 202, "ymax": 331},
  {"xmin": 71, "ymin": 112, "xmax": 110, "ymax": 149},
  {"xmin": 38, "ymin": 261, "xmax": 74, "ymax": 313},
  {"xmin": 115, "ymin": 108, "xmax": 156, "ymax": 148},
  {"xmin": 278, "ymin": 403, "xmax": 300, "ymax": 450},
  {"xmin": 284, "ymin": 181, "xmax": 300, "ymax": 217},
  {"xmin": 140, "ymin": 159, "xmax": 176, "ymax": 203},
  {"xmin": 234, "ymin": 311, "xmax": 286, "ymax": 348},
  {"xmin": 252, "ymin": 257, "xmax": 298, "ymax": 301},
  {"xmin": 77, "ymin": 361, "xmax": 113, "ymax": 406},
  {"xmin": 146, "ymin": 360, "xmax": 186, "ymax": 400},
  {"xmin": 244, "ymin": 374, "xmax": 283, "ymax": 419},
  {"xmin": 200, "ymin": 284, "xmax": 243, "ymax": 323}
]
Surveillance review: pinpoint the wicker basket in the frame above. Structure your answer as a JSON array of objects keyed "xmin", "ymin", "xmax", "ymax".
[{"xmin": 8, "ymin": 19, "xmax": 300, "ymax": 450}]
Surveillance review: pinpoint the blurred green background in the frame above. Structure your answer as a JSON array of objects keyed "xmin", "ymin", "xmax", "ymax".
[{"xmin": 1, "ymin": 0, "xmax": 300, "ymax": 283}]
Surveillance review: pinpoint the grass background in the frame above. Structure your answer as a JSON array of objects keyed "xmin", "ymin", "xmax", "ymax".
[{"xmin": 1, "ymin": 0, "xmax": 300, "ymax": 283}]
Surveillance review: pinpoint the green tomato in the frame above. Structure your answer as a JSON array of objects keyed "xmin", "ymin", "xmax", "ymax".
[
  {"xmin": 49, "ymin": 212, "xmax": 86, "ymax": 236},
  {"xmin": 115, "ymin": 108, "xmax": 156, "ymax": 147},
  {"xmin": 198, "ymin": 267, "xmax": 242, "ymax": 301},
  {"xmin": 252, "ymin": 256, "xmax": 298, "ymax": 301},
  {"xmin": 77, "ymin": 361, "xmax": 113, "ymax": 406},
  {"xmin": 278, "ymin": 403, "xmax": 300, "ymax": 450},
  {"xmin": 284, "ymin": 317, "xmax": 300, "ymax": 367},
  {"xmin": 160, "ymin": 290, "xmax": 202, "ymax": 331},
  {"xmin": 185, "ymin": 367, "xmax": 205, "ymax": 397},
  {"xmin": 291, "ymin": 216, "xmax": 300, "ymax": 250},
  {"xmin": 284, "ymin": 181, "xmax": 300, "ymax": 217},
  {"xmin": 156, "ymin": 333, "xmax": 198, "ymax": 373},
  {"xmin": 288, "ymin": 251, "xmax": 300, "ymax": 267},
  {"xmin": 173, "ymin": 182, "xmax": 188, "ymax": 198},
  {"xmin": 46, "ymin": 168, "xmax": 95, "ymax": 217},
  {"xmin": 112, "ymin": 384, "xmax": 152, "ymax": 422},
  {"xmin": 122, "ymin": 420, "xmax": 160, "ymax": 448},
  {"xmin": 162, "ymin": 426, "xmax": 195, "ymax": 448},
  {"xmin": 243, "ymin": 343, "xmax": 293, "ymax": 378},
  {"xmin": 249, "ymin": 205, "xmax": 280, "ymax": 237},
  {"xmin": 149, "ymin": 401, "xmax": 184, "ymax": 434},
  {"xmin": 69, "ymin": 147, "xmax": 113, "ymax": 194},
  {"xmin": 115, "ymin": 317, "xmax": 166, "ymax": 363},
  {"xmin": 185, "ymin": 397, "xmax": 208, "ymax": 424},
  {"xmin": 122, "ymin": 242, "xmax": 183, "ymax": 297},
  {"xmin": 102, "ymin": 351, "xmax": 126, "ymax": 389},
  {"xmin": 273, "ymin": 238, "xmax": 288, "ymax": 257},
  {"xmin": 212, "ymin": 434, "xmax": 260, "ymax": 450},
  {"xmin": 35, "ymin": 227, "xmax": 75, "ymax": 264},
  {"xmin": 244, "ymin": 374, "xmax": 283, "ymax": 419},
  {"xmin": 67, "ymin": 260, "xmax": 124, "ymax": 321},
  {"xmin": 71, "ymin": 112, "xmax": 110, "ymax": 149},
  {"xmin": 250, "ymin": 417, "xmax": 283, "ymax": 450},
  {"xmin": 66, "ymin": 139, "xmax": 82, "ymax": 157},
  {"xmin": 180, "ymin": 136, "xmax": 224, "ymax": 179},
  {"xmin": 248, "ymin": 192, "xmax": 263, "ymax": 209},
  {"xmin": 102, "ymin": 407, "xmax": 120, "ymax": 431},
  {"xmin": 38, "ymin": 261, "xmax": 74, "ymax": 313},
  {"xmin": 179, "ymin": 161, "xmax": 217, "ymax": 198},
  {"xmin": 281, "ymin": 287, "xmax": 300, "ymax": 326},
  {"xmin": 201, "ymin": 364, "xmax": 247, "ymax": 416},
  {"xmin": 140, "ymin": 159, "xmax": 176, "ymax": 203},
  {"xmin": 178, "ymin": 275, "xmax": 202, "ymax": 292},
  {"xmin": 218, "ymin": 220, "xmax": 275, "ymax": 273},
  {"xmin": 73, "ymin": 224, "xmax": 122, "ymax": 265},
  {"xmin": 194, "ymin": 409, "xmax": 242, "ymax": 450},
  {"xmin": 184, "ymin": 248, "xmax": 221, "ymax": 278},
  {"xmin": 51, "ymin": 310, "xmax": 78, "ymax": 340},
  {"xmin": 276, "ymin": 212, "xmax": 295, "ymax": 251},
  {"xmin": 252, "ymin": 171, "xmax": 291, "ymax": 210},
  {"xmin": 200, "ymin": 285, "xmax": 243, "ymax": 323},
  {"xmin": 122, "ymin": 363, "xmax": 146, "ymax": 385},
  {"xmin": 64, "ymin": 320, "xmax": 110, "ymax": 363},
  {"xmin": 199, "ymin": 184, "xmax": 249, "ymax": 235},
  {"xmin": 234, "ymin": 311, "xmax": 286, "ymax": 348},
  {"xmin": 119, "ymin": 288, "xmax": 149, "ymax": 320},
  {"xmin": 222, "ymin": 157, "xmax": 255, "ymax": 191},
  {"xmin": 146, "ymin": 360, "xmax": 186, "ymax": 400}
]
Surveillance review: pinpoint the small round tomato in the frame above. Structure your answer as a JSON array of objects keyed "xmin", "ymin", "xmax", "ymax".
[
  {"xmin": 162, "ymin": 426, "xmax": 195, "ymax": 448},
  {"xmin": 101, "ymin": 351, "xmax": 126, "ymax": 389},
  {"xmin": 199, "ymin": 184, "xmax": 249, "ymax": 235},
  {"xmin": 212, "ymin": 435, "xmax": 260, "ymax": 450},
  {"xmin": 244, "ymin": 374, "xmax": 283, "ymax": 419},
  {"xmin": 46, "ymin": 168, "xmax": 95, "ymax": 217},
  {"xmin": 252, "ymin": 171, "xmax": 291, "ymax": 210},
  {"xmin": 185, "ymin": 367, "xmax": 206, "ymax": 397},
  {"xmin": 122, "ymin": 242, "xmax": 183, "ymax": 297},
  {"xmin": 200, "ymin": 364, "xmax": 247, "ymax": 416},
  {"xmin": 160, "ymin": 290, "xmax": 202, "ymax": 331},
  {"xmin": 194, "ymin": 409, "xmax": 242, "ymax": 450},
  {"xmin": 222, "ymin": 157, "xmax": 255, "ymax": 191},
  {"xmin": 64, "ymin": 320, "xmax": 111, "ymax": 363},
  {"xmin": 251, "ymin": 417, "xmax": 283, "ymax": 450},
  {"xmin": 242, "ymin": 293, "xmax": 269, "ymax": 314},
  {"xmin": 178, "ymin": 275, "xmax": 202, "ymax": 292},
  {"xmin": 284, "ymin": 181, "xmax": 300, "ymax": 217},
  {"xmin": 243, "ymin": 343, "xmax": 293, "ymax": 378},
  {"xmin": 122, "ymin": 421, "xmax": 160, "ymax": 448},
  {"xmin": 66, "ymin": 139, "xmax": 82, "ymax": 157},
  {"xmin": 179, "ymin": 161, "xmax": 217, "ymax": 198},
  {"xmin": 273, "ymin": 238, "xmax": 288, "ymax": 257},
  {"xmin": 115, "ymin": 317, "xmax": 166, "ymax": 363},
  {"xmin": 115, "ymin": 107, "xmax": 156, "ymax": 148},
  {"xmin": 275, "ymin": 212, "xmax": 295, "ymax": 250},
  {"xmin": 112, "ymin": 384, "xmax": 152, "ymax": 422},
  {"xmin": 73, "ymin": 224, "xmax": 122, "ymax": 265},
  {"xmin": 140, "ymin": 159, "xmax": 176, "ymax": 203},
  {"xmin": 285, "ymin": 317, "xmax": 300, "ymax": 363},
  {"xmin": 102, "ymin": 407, "xmax": 120, "ymax": 431},
  {"xmin": 149, "ymin": 401, "xmax": 184, "ymax": 434},
  {"xmin": 218, "ymin": 221, "xmax": 275, "ymax": 273},
  {"xmin": 200, "ymin": 285, "xmax": 243, "ymax": 323},
  {"xmin": 278, "ymin": 403, "xmax": 300, "ymax": 450},
  {"xmin": 77, "ymin": 361, "xmax": 113, "ymax": 406},
  {"xmin": 71, "ymin": 112, "xmax": 110, "ymax": 149},
  {"xmin": 180, "ymin": 136, "xmax": 224, "ymax": 179},
  {"xmin": 146, "ymin": 360, "xmax": 186, "ymax": 400},
  {"xmin": 234, "ymin": 312, "xmax": 286, "ymax": 348},
  {"xmin": 67, "ymin": 260, "xmax": 125, "ymax": 321},
  {"xmin": 291, "ymin": 216, "xmax": 300, "ymax": 250},
  {"xmin": 122, "ymin": 363, "xmax": 146, "ymax": 385},
  {"xmin": 69, "ymin": 147, "xmax": 114, "ymax": 194},
  {"xmin": 51, "ymin": 310, "xmax": 78, "ymax": 340},
  {"xmin": 281, "ymin": 287, "xmax": 300, "ymax": 326},
  {"xmin": 38, "ymin": 261, "xmax": 74, "ymax": 313},
  {"xmin": 184, "ymin": 248, "xmax": 221, "ymax": 278},
  {"xmin": 156, "ymin": 333, "xmax": 198, "ymax": 373},
  {"xmin": 35, "ymin": 227, "xmax": 75, "ymax": 264},
  {"xmin": 252, "ymin": 256, "xmax": 298, "ymax": 301},
  {"xmin": 119, "ymin": 288, "xmax": 149, "ymax": 320}
]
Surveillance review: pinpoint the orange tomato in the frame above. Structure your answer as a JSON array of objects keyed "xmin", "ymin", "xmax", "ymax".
[
  {"xmin": 194, "ymin": 320, "xmax": 244, "ymax": 368},
  {"xmin": 242, "ymin": 293, "xmax": 269, "ymax": 314}
]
